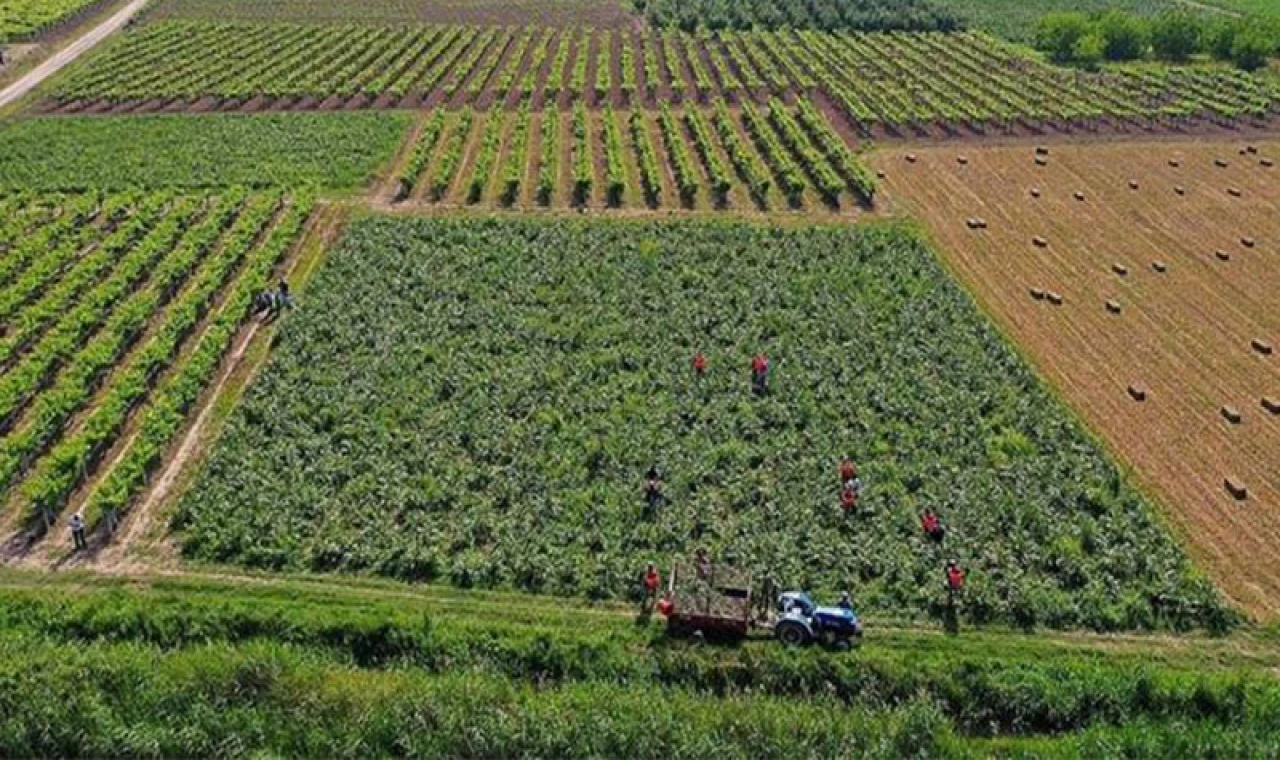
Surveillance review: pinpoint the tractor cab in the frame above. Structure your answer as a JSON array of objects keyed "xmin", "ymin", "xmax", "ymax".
[{"xmin": 774, "ymin": 591, "xmax": 863, "ymax": 649}]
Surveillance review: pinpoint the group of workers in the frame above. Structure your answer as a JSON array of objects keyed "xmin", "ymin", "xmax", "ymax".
[{"xmin": 689, "ymin": 351, "xmax": 770, "ymax": 395}]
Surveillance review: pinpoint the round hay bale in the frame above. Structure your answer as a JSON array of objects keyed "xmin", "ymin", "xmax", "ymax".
[
  {"xmin": 1262, "ymin": 396, "xmax": 1280, "ymax": 415},
  {"xmin": 1034, "ymin": 156, "xmax": 1047, "ymax": 166},
  {"xmin": 1073, "ymin": 191, "xmax": 1085, "ymax": 201},
  {"xmin": 1032, "ymin": 236, "xmax": 1048, "ymax": 248},
  {"xmin": 1106, "ymin": 299, "xmax": 1121, "ymax": 314},
  {"xmin": 1112, "ymin": 263, "xmax": 1128, "ymax": 276},
  {"xmin": 1221, "ymin": 405, "xmax": 1242, "ymax": 424},
  {"xmin": 1224, "ymin": 477, "xmax": 1248, "ymax": 501},
  {"xmin": 1246, "ymin": 145, "xmax": 1258, "ymax": 154},
  {"xmin": 1252, "ymin": 338, "xmax": 1273, "ymax": 355},
  {"xmin": 1168, "ymin": 158, "xmax": 1180, "ymax": 167},
  {"xmin": 1227, "ymin": 187, "xmax": 1242, "ymax": 197},
  {"xmin": 1128, "ymin": 179, "xmax": 1139, "ymax": 189},
  {"xmin": 1035, "ymin": 146, "xmax": 1049, "ymax": 156},
  {"xmin": 876, "ymin": 170, "xmax": 886, "ymax": 179},
  {"xmin": 1214, "ymin": 158, "xmax": 1229, "ymax": 168},
  {"xmin": 1174, "ymin": 186, "xmax": 1185, "ymax": 196},
  {"xmin": 1046, "ymin": 291, "xmax": 1063, "ymax": 305},
  {"xmin": 1152, "ymin": 261, "xmax": 1167, "ymax": 273},
  {"xmin": 1241, "ymin": 237, "xmax": 1255, "ymax": 248},
  {"xmin": 1029, "ymin": 287, "xmax": 1045, "ymax": 300},
  {"xmin": 957, "ymin": 155, "xmax": 969, "ymax": 165},
  {"xmin": 1127, "ymin": 384, "xmax": 1147, "ymax": 402},
  {"xmin": 1262, "ymin": 158, "xmax": 1274, "ymax": 168},
  {"xmin": 1215, "ymin": 250, "xmax": 1231, "ymax": 261},
  {"xmin": 1029, "ymin": 188, "xmax": 1041, "ymax": 198},
  {"xmin": 905, "ymin": 153, "xmax": 917, "ymax": 163}
]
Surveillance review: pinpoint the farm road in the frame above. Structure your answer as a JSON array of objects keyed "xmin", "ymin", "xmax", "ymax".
[{"xmin": 0, "ymin": 0, "xmax": 149, "ymax": 111}]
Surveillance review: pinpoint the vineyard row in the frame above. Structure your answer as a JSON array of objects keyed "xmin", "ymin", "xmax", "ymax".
[
  {"xmin": 392, "ymin": 99, "xmax": 875, "ymax": 212},
  {"xmin": 49, "ymin": 24, "xmax": 1279, "ymax": 132}
]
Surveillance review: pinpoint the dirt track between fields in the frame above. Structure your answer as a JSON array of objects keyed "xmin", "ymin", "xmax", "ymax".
[{"xmin": 868, "ymin": 139, "xmax": 1280, "ymax": 621}]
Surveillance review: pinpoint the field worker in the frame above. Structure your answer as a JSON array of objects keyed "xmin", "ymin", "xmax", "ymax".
[
  {"xmin": 643, "ymin": 563, "xmax": 661, "ymax": 609},
  {"xmin": 256, "ymin": 281, "xmax": 294, "ymax": 320},
  {"xmin": 838, "ymin": 591, "xmax": 853, "ymax": 611},
  {"xmin": 922, "ymin": 508, "xmax": 944, "ymax": 542},
  {"xmin": 69, "ymin": 512, "xmax": 87, "ymax": 551},
  {"xmin": 694, "ymin": 547, "xmax": 712, "ymax": 579},
  {"xmin": 750, "ymin": 353, "xmax": 769, "ymax": 395},
  {"xmin": 946, "ymin": 560, "xmax": 965, "ymax": 600},
  {"xmin": 840, "ymin": 482, "xmax": 858, "ymax": 513},
  {"xmin": 692, "ymin": 351, "xmax": 707, "ymax": 377},
  {"xmin": 644, "ymin": 465, "xmax": 664, "ymax": 510},
  {"xmin": 839, "ymin": 456, "xmax": 856, "ymax": 486}
]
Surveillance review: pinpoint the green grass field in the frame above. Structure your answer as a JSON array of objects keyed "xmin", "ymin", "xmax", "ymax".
[
  {"xmin": 174, "ymin": 215, "xmax": 1225, "ymax": 632},
  {"xmin": 0, "ymin": 113, "xmax": 410, "ymax": 191}
]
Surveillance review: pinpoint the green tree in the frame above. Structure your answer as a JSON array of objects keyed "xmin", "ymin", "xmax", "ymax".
[
  {"xmin": 1073, "ymin": 30, "xmax": 1106, "ymax": 69},
  {"xmin": 1231, "ymin": 25, "xmax": 1273, "ymax": 71},
  {"xmin": 1150, "ymin": 13, "xmax": 1202, "ymax": 62},
  {"xmin": 1035, "ymin": 12, "xmax": 1092, "ymax": 63},
  {"xmin": 1205, "ymin": 18, "xmax": 1239, "ymax": 61},
  {"xmin": 1098, "ymin": 11, "xmax": 1147, "ymax": 61}
]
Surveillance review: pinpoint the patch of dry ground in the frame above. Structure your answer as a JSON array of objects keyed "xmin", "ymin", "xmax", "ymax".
[{"xmin": 868, "ymin": 139, "xmax": 1280, "ymax": 620}]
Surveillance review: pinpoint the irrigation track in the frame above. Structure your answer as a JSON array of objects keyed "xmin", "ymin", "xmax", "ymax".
[{"xmin": 0, "ymin": 0, "xmax": 149, "ymax": 111}]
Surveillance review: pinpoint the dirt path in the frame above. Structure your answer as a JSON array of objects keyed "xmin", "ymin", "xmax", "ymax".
[{"xmin": 0, "ymin": 0, "xmax": 148, "ymax": 111}]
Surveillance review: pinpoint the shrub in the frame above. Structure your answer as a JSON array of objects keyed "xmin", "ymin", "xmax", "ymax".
[
  {"xmin": 1035, "ymin": 12, "xmax": 1091, "ymax": 63},
  {"xmin": 1097, "ymin": 11, "xmax": 1147, "ymax": 61},
  {"xmin": 1231, "ymin": 26, "xmax": 1274, "ymax": 71},
  {"xmin": 1149, "ymin": 13, "xmax": 1202, "ymax": 62}
]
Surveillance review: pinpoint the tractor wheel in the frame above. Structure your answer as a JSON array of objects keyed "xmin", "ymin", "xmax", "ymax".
[
  {"xmin": 776, "ymin": 621, "xmax": 810, "ymax": 647},
  {"xmin": 832, "ymin": 638, "xmax": 852, "ymax": 652}
]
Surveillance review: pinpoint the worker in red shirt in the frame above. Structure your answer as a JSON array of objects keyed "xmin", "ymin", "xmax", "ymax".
[
  {"xmin": 692, "ymin": 352, "xmax": 707, "ymax": 377},
  {"xmin": 839, "ymin": 457, "xmax": 856, "ymax": 485},
  {"xmin": 840, "ymin": 482, "xmax": 858, "ymax": 513},
  {"xmin": 922, "ymin": 508, "xmax": 944, "ymax": 542},
  {"xmin": 750, "ymin": 353, "xmax": 769, "ymax": 395},
  {"xmin": 946, "ymin": 560, "xmax": 965, "ymax": 600},
  {"xmin": 642, "ymin": 563, "xmax": 661, "ymax": 611}
]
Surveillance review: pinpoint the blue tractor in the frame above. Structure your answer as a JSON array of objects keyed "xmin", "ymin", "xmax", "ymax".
[{"xmin": 773, "ymin": 591, "xmax": 863, "ymax": 650}]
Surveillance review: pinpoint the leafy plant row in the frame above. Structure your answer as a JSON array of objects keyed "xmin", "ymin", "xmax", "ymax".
[
  {"xmin": 629, "ymin": 109, "xmax": 662, "ymax": 207},
  {"xmin": 543, "ymin": 30, "xmax": 573, "ymax": 99},
  {"xmin": 396, "ymin": 109, "xmax": 447, "ymax": 199},
  {"xmin": 536, "ymin": 107, "xmax": 559, "ymax": 205},
  {"xmin": 601, "ymin": 106, "xmax": 626, "ymax": 207},
  {"xmin": 84, "ymin": 193, "xmax": 313, "ymax": 531},
  {"xmin": 657, "ymin": 104, "xmax": 699, "ymax": 205},
  {"xmin": 501, "ymin": 105, "xmax": 531, "ymax": 205},
  {"xmin": 431, "ymin": 108, "xmax": 474, "ymax": 201},
  {"xmin": 0, "ymin": 192, "xmax": 101, "ymax": 289},
  {"xmin": 571, "ymin": 103, "xmax": 593, "ymax": 206},
  {"xmin": 466, "ymin": 105, "xmax": 505, "ymax": 203},
  {"xmin": 593, "ymin": 31, "xmax": 612, "ymax": 101}
]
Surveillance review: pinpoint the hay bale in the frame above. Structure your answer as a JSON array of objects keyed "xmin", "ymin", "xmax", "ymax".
[
  {"xmin": 1034, "ymin": 156, "xmax": 1047, "ymax": 166},
  {"xmin": 1106, "ymin": 299, "xmax": 1121, "ymax": 314},
  {"xmin": 1224, "ymin": 477, "xmax": 1248, "ymax": 501},
  {"xmin": 1032, "ymin": 236, "xmax": 1048, "ymax": 248},
  {"xmin": 1262, "ymin": 396, "xmax": 1280, "ymax": 414},
  {"xmin": 905, "ymin": 153, "xmax": 917, "ymax": 163},
  {"xmin": 1262, "ymin": 158, "xmax": 1274, "ymax": 168},
  {"xmin": 1029, "ymin": 287, "xmax": 1045, "ymax": 300},
  {"xmin": 1035, "ymin": 146, "xmax": 1049, "ymax": 155},
  {"xmin": 1246, "ymin": 145, "xmax": 1258, "ymax": 154},
  {"xmin": 1221, "ymin": 405, "xmax": 1242, "ymax": 424},
  {"xmin": 1127, "ymin": 384, "xmax": 1147, "ymax": 402},
  {"xmin": 1112, "ymin": 263, "xmax": 1128, "ymax": 276},
  {"xmin": 1029, "ymin": 188, "xmax": 1041, "ymax": 198},
  {"xmin": 1252, "ymin": 338, "xmax": 1273, "ymax": 355},
  {"xmin": 876, "ymin": 170, "xmax": 886, "ymax": 180},
  {"xmin": 1152, "ymin": 261, "xmax": 1167, "ymax": 273},
  {"xmin": 1073, "ymin": 191, "xmax": 1085, "ymax": 201},
  {"xmin": 1168, "ymin": 158, "xmax": 1180, "ymax": 167},
  {"xmin": 1215, "ymin": 250, "xmax": 1231, "ymax": 262},
  {"xmin": 957, "ymin": 155, "xmax": 969, "ymax": 165},
  {"xmin": 1046, "ymin": 291, "xmax": 1063, "ymax": 305},
  {"xmin": 1227, "ymin": 187, "xmax": 1242, "ymax": 197},
  {"xmin": 1174, "ymin": 186, "xmax": 1185, "ymax": 196},
  {"xmin": 1241, "ymin": 237, "xmax": 1255, "ymax": 248},
  {"xmin": 1214, "ymin": 158, "xmax": 1229, "ymax": 168},
  {"xmin": 966, "ymin": 217, "xmax": 982, "ymax": 229},
  {"xmin": 1128, "ymin": 179, "xmax": 1139, "ymax": 189}
]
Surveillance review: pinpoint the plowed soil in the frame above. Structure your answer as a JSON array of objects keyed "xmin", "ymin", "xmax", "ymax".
[{"xmin": 868, "ymin": 140, "xmax": 1280, "ymax": 620}]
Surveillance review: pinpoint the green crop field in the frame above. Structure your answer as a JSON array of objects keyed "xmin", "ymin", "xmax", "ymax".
[
  {"xmin": 0, "ymin": 113, "xmax": 410, "ymax": 191},
  {"xmin": 174, "ymin": 215, "xmax": 1225, "ymax": 631},
  {"xmin": 0, "ymin": 0, "xmax": 103, "ymax": 43}
]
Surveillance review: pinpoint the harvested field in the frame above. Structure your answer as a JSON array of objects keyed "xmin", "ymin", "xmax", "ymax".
[{"xmin": 868, "ymin": 140, "xmax": 1280, "ymax": 620}]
